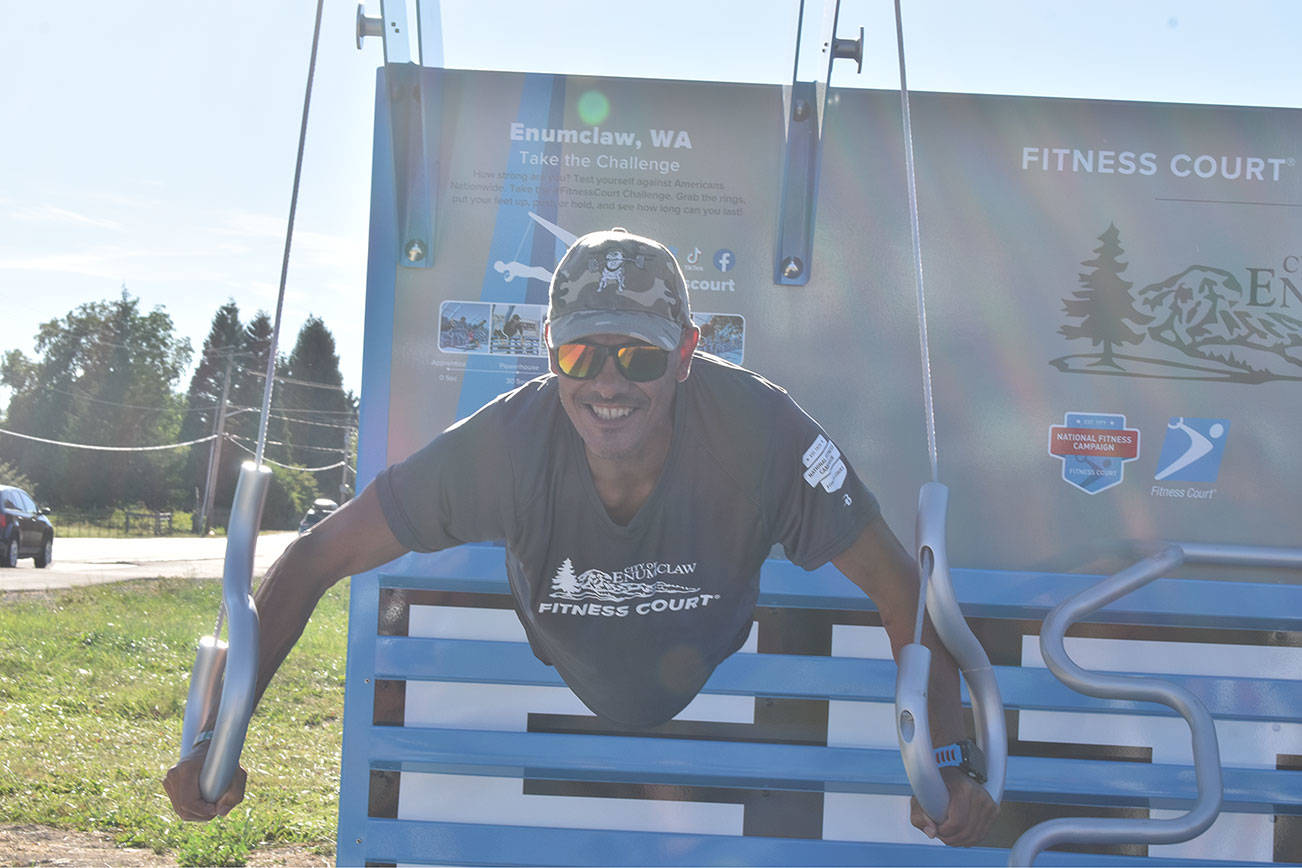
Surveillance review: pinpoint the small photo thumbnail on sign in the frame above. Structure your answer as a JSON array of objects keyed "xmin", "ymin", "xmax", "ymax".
[
  {"xmin": 491, "ymin": 303, "xmax": 546, "ymax": 357},
  {"xmin": 694, "ymin": 312, "xmax": 745, "ymax": 364},
  {"xmin": 438, "ymin": 301, "xmax": 491, "ymax": 354}
]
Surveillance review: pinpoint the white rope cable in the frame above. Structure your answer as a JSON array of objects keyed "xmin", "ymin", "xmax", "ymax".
[
  {"xmin": 0, "ymin": 427, "xmax": 218, "ymax": 452},
  {"xmin": 894, "ymin": 0, "xmax": 939, "ymax": 489},
  {"xmin": 255, "ymin": 0, "xmax": 326, "ymax": 468}
]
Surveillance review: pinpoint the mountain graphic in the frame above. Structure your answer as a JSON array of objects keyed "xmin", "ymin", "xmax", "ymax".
[
  {"xmin": 549, "ymin": 558, "xmax": 699, "ymax": 603},
  {"xmin": 1051, "ymin": 223, "xmax": 1302, "ymax": 383},
  {"xmin": 1135, "ymin": 265, "xmax": 1302, "ymax": 373}
]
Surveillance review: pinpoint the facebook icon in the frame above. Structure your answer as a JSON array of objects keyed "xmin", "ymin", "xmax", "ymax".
[{"xmin": 713, "ymin": 249, "xmax": 735, "ymax": 272}]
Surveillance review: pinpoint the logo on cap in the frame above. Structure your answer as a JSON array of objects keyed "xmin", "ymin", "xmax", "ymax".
[{"xmin": 592, "ymin": 249, "xmax": 647, "ymax": 293}]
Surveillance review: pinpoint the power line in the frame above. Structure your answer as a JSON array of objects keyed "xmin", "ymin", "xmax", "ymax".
[
  {"xmin": 228, "ymin": 403, "xmax": 357, "ymax": 419},
  {"xmin": 244, "ymin": 368, "xmax": 351, "ymax": 392},
  {"xmin": 263, "ymin": 412, "xmax": 357, "ymax": 430},
  {"xmin": 227, "ymin": 437, "xmax": 348, "ymax": 473},
  {"xmin": 17, "ymin": 383, "xmax": 221, "ymax": 414},
  {"xmin": 227, "ymin": 432, "xmax": 347, "ymax": 456},
  {"xmin": 0, "ymin": 427, "xmax": 218, "ymax": 452}
]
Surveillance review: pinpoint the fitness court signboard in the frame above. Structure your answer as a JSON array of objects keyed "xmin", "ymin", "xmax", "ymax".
[{"xmin": 372, "ymin": 67, "xmax": 1301, "ymax": 574}]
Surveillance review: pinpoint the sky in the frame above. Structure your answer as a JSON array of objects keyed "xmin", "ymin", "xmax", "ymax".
[{"xmin": 2, "ymin": 0, "xmax": 1300, "ymax": 411}]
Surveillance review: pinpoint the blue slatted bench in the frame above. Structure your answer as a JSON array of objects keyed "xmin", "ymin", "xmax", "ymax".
[{"xmin": 335, "ymin": 544, "xmax": 1302, "ymax": 866}]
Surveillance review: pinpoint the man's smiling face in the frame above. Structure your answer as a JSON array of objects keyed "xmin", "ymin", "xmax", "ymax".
[{"xmin": 551, "ymin": 330, "xmax": 696, "ymax": 462}]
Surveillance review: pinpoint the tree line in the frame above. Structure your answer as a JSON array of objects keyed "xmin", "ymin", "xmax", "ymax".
[{"xmin": 0, "ymin": 289, "xmax": 357, "ymax": 530}]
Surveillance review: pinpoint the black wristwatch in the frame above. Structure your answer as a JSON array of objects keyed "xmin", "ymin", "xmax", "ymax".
[{"xmin": 934, "ymin": 738, "xmax": 987, "ymax": 784}]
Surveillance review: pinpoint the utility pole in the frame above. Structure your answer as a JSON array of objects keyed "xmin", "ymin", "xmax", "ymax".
[
  {"xmin": 340, "ymin": 424, "xmax": 357, "ymax": 503},
  {"xmin": 198, "ymin": 354, "xmax": 234, "ymax": 535}
]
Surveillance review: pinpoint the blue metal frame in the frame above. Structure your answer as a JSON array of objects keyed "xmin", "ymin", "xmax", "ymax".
[
  {"xmin": 336, "ymin": 61, "xmax": 1302, "ymax": 868},
  {"xmin": 336, "ymin": 66, "xmax": 399, "ymax": 867}
]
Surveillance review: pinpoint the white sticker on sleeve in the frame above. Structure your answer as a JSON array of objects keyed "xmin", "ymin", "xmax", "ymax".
[
  {"xmin": 821, "ymin": 459, "xmax": 847, "ymax": 493},
  {"xmin": 803, "ymin": 441, "xmax": 841, "ymax": 488},
  {"xmin": 802, "ymin": 434, "xmax": 829, "ymax": 468}
]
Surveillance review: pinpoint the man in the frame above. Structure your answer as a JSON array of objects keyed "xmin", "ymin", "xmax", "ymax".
[{"xmin": 165, "ymin": 227, "xmax": 997, "ymax": 846}]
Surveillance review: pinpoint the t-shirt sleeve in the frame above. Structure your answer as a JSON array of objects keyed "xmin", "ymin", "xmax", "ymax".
[
  {"xmin": 765, "ymin": 393, "xmax": 879, "ymax": 569},
  {"xmin": 373, "ymin": 404, "xmax": 512, "ymax": 552}
]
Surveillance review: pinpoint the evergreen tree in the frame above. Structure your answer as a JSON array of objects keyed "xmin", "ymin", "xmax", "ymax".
[
  {"xmin": 214, "ymin": 312, "xmax": 287, "ymax": 507},
  {"xmin": 1060, "ymin": 223, "xmax": 1152, "ymax": 369},
  {"xmin": 281, "ymin": 316, "xmax": 357, "ymax": 497},
  {"xmin": 552, "ymin": 558, "xmax": 578, "ymax": 597},
  {"xmin": 181, "ymin": 301, "xmax": 244, "ymax": 511}
]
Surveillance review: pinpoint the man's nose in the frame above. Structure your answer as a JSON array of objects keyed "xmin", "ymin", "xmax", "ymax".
[{"xmin": 590, "ymin": 351, "xmax": 626, "ymax": 392}]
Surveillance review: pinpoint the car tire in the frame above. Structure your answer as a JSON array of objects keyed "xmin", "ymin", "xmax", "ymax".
[
  {"xmin": 1, "ymin": 537, "xmax": 16, "ymax": 568},
  {"xmin": 34, "ymin": 536, "xmax": 52, "ymax": 569}
]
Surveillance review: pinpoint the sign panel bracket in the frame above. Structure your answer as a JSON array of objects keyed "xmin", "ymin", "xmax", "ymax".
[
  {"xmin": 775, "ymin": 0, "xmax": 862, "ymax": 285},
  {"xmin": 358, "ymin": 2, "xmax": 445, "ymax": 268}
]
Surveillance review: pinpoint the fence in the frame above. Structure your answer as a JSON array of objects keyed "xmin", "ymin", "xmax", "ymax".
[{"xmin": 53, "ymin": 509, "xmax": 185, "ymax": 538}]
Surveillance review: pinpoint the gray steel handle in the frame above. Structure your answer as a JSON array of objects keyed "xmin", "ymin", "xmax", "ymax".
[
  {"xmin": 897, "ymin": 482, "xmax": 1007, "ymax": 823},
  {"xmin": 1009, "ymin": 544, "xmax": 1225, "ymax": 865},
  {"xmin": 178, "ymin": 461, "xmax": 271, "ymax": 804}
]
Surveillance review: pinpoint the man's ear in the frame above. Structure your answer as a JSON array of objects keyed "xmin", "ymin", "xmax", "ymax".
[
  {"xmin": 675, "ymin": 326, "xmax": 700, "ymax": 382},
  {"xmin": 544, "ymin": 322, "xmax": 559, "ymax": 375}
]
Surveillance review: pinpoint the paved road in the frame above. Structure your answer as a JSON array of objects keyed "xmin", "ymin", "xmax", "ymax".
[{"xmin": 0, "ymin": 532, "xmax": 297, "ymax": 592}]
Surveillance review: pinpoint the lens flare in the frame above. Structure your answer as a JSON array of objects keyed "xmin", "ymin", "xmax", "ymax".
[{"xmin": 576, "ymin": 90, "xmax": 611, "ymax": 126}]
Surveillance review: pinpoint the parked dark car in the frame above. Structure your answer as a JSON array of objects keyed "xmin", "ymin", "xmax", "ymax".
[
  {"xmin": 0, "ymin": 485, "xmax": 54, "ymax": 568},
  {"xmin": 298, "ymin": 498, "xmax": 339, "ymax": 534}
]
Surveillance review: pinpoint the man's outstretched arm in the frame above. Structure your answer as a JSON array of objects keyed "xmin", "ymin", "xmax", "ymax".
[
  {"xmin": 164, "ymin": 481, "xmax": 409, "ymax": 820},
  {"xmin": 831, "ymin": 515, "xmax": 999, "ymax": 847}
]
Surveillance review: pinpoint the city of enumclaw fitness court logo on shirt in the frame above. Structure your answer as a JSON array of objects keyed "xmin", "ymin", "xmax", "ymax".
[{"xmin": 1047, "ymin": 412, "xmax": 1141, "ymax": 494}]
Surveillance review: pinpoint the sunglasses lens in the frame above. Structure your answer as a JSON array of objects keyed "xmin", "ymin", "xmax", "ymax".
[
  {"xmin": 556, "ymin": 343, "xmax": 602, "ymax": 379},
  {"xmin": 616, "ymin": 345, "xmax": 669, "ymax": 382},
  {"xmin": 555, "ymin": 342, "xmax": 670, "ymax": 382}
]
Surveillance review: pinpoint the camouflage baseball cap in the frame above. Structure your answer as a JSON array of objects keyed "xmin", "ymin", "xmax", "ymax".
[{"xmin": 547, "ymin": 227, "xmax": 693, "ymax": 351}]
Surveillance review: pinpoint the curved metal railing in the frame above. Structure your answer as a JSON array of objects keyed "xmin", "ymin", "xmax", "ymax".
[
  {"xmin": 896, "ymin": 482, "xmax": 1007, "ymax": 822},
  {"xmin": 1009, "ymin": 541, "xmax": 1302, "ymax": 865},
  {"xmin": 178, "ymin": 461, "xmax": 271, "ymax": 803}
]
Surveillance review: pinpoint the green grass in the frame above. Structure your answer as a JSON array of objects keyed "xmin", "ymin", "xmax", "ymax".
[{"xmin": 0, "ymin": 577, "xmax": 348, "ymax": 866}]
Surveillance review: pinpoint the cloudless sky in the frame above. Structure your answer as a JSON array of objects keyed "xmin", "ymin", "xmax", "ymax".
[{"xmin": 3, "ymin": 0, "xmax": 1299, "ymax": 415}]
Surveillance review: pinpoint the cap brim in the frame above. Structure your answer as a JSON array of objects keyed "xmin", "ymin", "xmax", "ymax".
[{"xmin": 548, "ymin": 310, "xmax": 683, "ymax": 350}]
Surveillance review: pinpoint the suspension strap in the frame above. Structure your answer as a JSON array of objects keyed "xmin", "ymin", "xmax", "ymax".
[{"xmin": 894, "ymin": 0, "xmax": 939, "ymax": 489}]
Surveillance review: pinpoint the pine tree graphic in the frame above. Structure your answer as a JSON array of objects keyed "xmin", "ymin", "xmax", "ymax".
[
  {"xmin": 1060, "ymin": 223, "xmax": 1153, "ymax": 369},
  {"xmin": 552, "ymin": 558, "xmax": 579, "ymax": 597}
]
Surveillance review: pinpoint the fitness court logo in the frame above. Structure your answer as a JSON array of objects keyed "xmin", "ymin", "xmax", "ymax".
[
  {"xmin": 537, "ymin": 558, "xmax": 719, "ymax": 619},
  {"xmin": 1154, "ymin": 417, "xmax": 1230, "ymax": 483},
  {"xmin": 1048, "ymin": 411, "xmax": 1140, "ymax": 494}
]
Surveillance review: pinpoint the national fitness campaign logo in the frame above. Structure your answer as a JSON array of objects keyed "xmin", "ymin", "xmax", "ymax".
[
  {"xmin": 537, "ymin": 558, "xmax": 720, "ymax": 619},
  {"xmin": 1051, "ymin": 223, "xmax": 1302, "ymax": 384},
  {"xmin": 1048, "ymin": 412, "xmax": 1140, "ymax": 494}
]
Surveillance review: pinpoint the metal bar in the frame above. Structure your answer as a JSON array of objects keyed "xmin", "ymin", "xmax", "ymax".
[
  {"xmin": 361, "ymin": 817, "xmax": 1270, "ymax": 867},
  {"xmin": 1177, "ymin": 541, "xmax": 1302, "ymax": 568},
  {"xmin": 1009, "ymin": 544, "xmax": 1230, "ymax": 866}
]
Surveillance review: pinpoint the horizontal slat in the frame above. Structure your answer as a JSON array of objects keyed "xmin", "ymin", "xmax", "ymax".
[
  {"xmin": 366, "ymin": 726, "xmax": 1302, "ymax": 814},
  {"xmin": 379, "ymin": 545, "xmax": 1302, "ymax": 632},
  {"xmin": 359, "ymin": 817, "xmax": 1280, "ymax": 867},
  {"xmin": 374, "ymin": 635, "xmax": 1302, "ymax": 723}
]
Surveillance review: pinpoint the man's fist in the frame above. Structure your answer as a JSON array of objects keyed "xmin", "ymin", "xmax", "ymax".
[
  {"xmin": 163, "ymin": 744, "xmax": 247, "ymax": 821},
  {"xmin": 910, "ymin": 767, "xmax": 999, "ymax": 847}
]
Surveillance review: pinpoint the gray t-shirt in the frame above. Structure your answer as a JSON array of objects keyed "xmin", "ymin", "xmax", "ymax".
[{"xmin": 376, "ymin": 354, "xmax": 878, "ymax": 726}]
